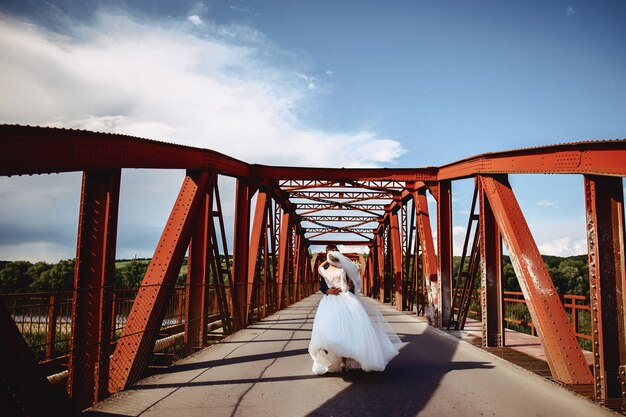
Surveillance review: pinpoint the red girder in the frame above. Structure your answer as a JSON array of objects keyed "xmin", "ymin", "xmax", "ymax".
[
  {"xmin": 4, "ymin": 124, "xmax": 626, "ymax": 409},
  {"xmin": 108, "ymin": 171, "xmax": 212, "ymax": 393},
  {"xmin": 438, "ymin": 139, "xmax": 626, "ymax": 180},
  {"xmin": 301, "ymin": 215, "xmax": 381, "ymax": 222},
  {"xmin": 257, "ymin": 165, "xmax": 437, "ymax": 181},
  {"xmin": 296, "ymin": 203, "xmax": 387, "ymax": 211},
  {"xmin": 479, "ymin": 175, "xmax": 593, "ymax": 385},
  {"xmin": 0, "ymin": 125, "xmax": 250, "ymax": 177},
  {"xmin": 289, "ymin": 191, "xmax": 394, "ymax": 199},
  {"xmin": 584, "ymin": 175, "xmax": 626, "ymax": 399},
  {"xmin": 68, "ymin": 170, "xmax": 120, "ymax": 409}
]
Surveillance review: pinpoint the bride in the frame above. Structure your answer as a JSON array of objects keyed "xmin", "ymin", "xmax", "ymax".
[{"xmin": 308, "ymin": 250, "xmax": 401, "ymax": 375}]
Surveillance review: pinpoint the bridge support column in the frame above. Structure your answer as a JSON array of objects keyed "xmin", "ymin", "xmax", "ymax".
[
  {"xmin": 276, "ymin": 210, "xmax": 290, "ymax": 309},
  {"xmin": 376, "ymin": 233, "xmax": 385, "ymax": 302},
  {"xmin": 479, "ymin": 175, "xmax": 593, "ymax": 385},
  {"xmin": 478, "ymin": 176, "xmax": 505, "ymax": 347},
  {"xmin": 414, "ymin": 187, "xmax": 438, "ymax": 319},
  {"xmin": 433, "ymin": 181, "xmax": 453, "ymax": 328},
  {"xmin": 185, "ymin": 173, "xmax": 216, "ymax": 354},
  {"xmin": 109, "ymin": 171, "xmax": 211, "ymax": 393},
  {"xmin": 232, "ymin": 179, "xmax": 254, "ymax": 329},
  {"xmin": 389, "ymin": 208, "xmax": 403, "ymax": 310},
  {"xmin": 69, "ymin": 169, "xmax": 120, "ymax": 409},
  {"xmin": 584, "ymin": 175, "xmax": 626, "ymax": 400},
  {"xmin": 248, "ymin": 189, "xmax": 269, "ymax": 324},
  {"xmin": 292, "ymin": 233, "xmax": 301, "ymax": 303}
]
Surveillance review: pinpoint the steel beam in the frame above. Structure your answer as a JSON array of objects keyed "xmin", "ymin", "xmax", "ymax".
[
  {"xmin": 109, "ymin": 171, "xmax": 211, "ymax": 393},
  {"xmin": 185, "ymin": 173, "xmax": 216, "ymax": 354},
  {"xmin": 438, "ymin": 140, "xmax": 626, "ymax": 180},
  {"xmin": 301, "ymin": 216, "xmax": 381, "ymax": 222},
  {"xmin": 414, "ymin": 188, "xmax": 438, "ymax": 317},
  {"xmin": 248, "ymin": 190, "xmax": 269, "ymax": 324},
  {"xmin": 276, "ymin": 211, "xmax": 290, "ymax": 309},
  {"xmin": 232, "ymin": 179, "xmax": 253, "ymax": 329},
  {"xmin": 289, "ymin": 191, "xmax": 394, "ymax": 199},
  {"xmin": 256, "ymin": 165, "xmax": 437, "ymax": 182},
  {"xmin": 308, "ymin": 240, "xmax": 371, "ymax": 246},
  {"xmin": 479, "ymin": 175, "xmax": 593, "ymax": 384},
  {"xmin": 584, "ymin": 175, "xmax": 626, "ymax": 399},
  {"xmin": 68, "ymin": 169, "xmax": 120, "ymax": 409},
  {"xmin": 433, "ymin": 181, "xmax": 453, "ymax": 327},
  {"xmin": 478, "ymin": 178, "xmax": 505, "ymax": 347},
  {"xmin": 388, "ymin": 212, "xmax": 403, "ymax": 309},
  {"xmin": 0, "ymin": 125, "xmax": 250, "ymax": 177},
  {"xmin": 377, "ymin": 233, "xmax": 385, "ymax": 302}
]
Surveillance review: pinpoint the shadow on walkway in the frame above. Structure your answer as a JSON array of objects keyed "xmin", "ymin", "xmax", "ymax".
[{"xmin": 305, "ymin": 326, "xmax": 494, "ymax": 417}]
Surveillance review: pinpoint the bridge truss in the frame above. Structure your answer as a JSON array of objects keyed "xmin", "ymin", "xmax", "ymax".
[{"xmin": 0, "ymin": 125, "xmax": 625, "ymax": 415}]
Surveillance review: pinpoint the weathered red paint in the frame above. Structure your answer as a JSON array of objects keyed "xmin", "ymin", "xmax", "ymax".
[
  {"xmin": 478, "ymin": 177, "xmax": 505, "ymax": 347},
  {"xmin": 109, "ymin": 171, "xmax": 211, "ymax": 393},
  {"xmin": 68, "ymin": 170, "xmax": 120, "ymax": 409},
  {"xmin": 584, "ymin": 175, "xmax": 626, "ymax": 399}
]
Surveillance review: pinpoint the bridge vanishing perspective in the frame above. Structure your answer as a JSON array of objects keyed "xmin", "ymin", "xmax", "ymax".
[{"xmin": 0, "ymin": 125, "xmax": 624, "ymax": 416}]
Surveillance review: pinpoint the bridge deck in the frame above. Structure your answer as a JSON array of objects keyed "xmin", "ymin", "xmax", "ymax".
[{"xmin": 84, "ymin": 294, "xmax": 614, "ymax": 417}]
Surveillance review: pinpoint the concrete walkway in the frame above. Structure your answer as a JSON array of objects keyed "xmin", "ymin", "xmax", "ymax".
[{"xmin": 84, "ymin": 294, "xmax": 616, "ymax": 417}]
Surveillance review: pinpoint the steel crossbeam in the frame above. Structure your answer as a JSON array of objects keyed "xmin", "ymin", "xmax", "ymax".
[
  {"xmin": 289, "ymin": 191, "xmax": 394, "ymax": 200},
  {"xmin": 108, "ymin": 171, "xmax": 212, "ymax": 393},
  {"xmin": 301, "ymin": 216, "xmax": 380, "ymax": 222},
  {"xmin": 304, "ymin": 228, "xmax": 375, "ymax": 234},
  {"xmin": 479, "ymin": 175, "xmax": 593, "ymax": 385},
  {"xmin": 296, "ymin": 203, "xmax": 387, "ymax": 211}
]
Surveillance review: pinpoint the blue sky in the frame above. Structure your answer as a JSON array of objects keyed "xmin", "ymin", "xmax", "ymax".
[{"xmin": 0, "ymin": 1, "xmax": 625, "ymax": 261}]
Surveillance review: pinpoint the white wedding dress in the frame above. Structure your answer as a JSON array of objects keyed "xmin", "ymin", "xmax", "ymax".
[{"xmin": 308, "ymin": 252, "xmax": 401, "ymax": 375}]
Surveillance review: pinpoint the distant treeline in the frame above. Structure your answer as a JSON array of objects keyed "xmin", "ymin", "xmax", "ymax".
[
  {"xmin": 452, "ymin": 254, "xmax": 590, "ymax": 296},
  {"xmin": 0, "ymin": 258, "xmax": 185, "ymax": 293},
  {"xmin": 0, "ymin": 254, "xmax": 591, "ymax": 296}
]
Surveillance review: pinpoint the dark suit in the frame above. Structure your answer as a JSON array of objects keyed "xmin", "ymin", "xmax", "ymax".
[{"xmin": 319, "ymin": 263, "xmax": 355, "ymax": 294}]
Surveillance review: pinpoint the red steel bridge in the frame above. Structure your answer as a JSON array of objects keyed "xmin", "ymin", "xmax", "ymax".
[{"xmin": 0, "ymin": 125, "xmax": 624, "ymax": 416}]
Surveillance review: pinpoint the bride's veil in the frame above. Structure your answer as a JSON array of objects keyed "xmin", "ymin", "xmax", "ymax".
[{"xmin": 327, "ymin": 251, "xmax": 362, "ymax": 294}]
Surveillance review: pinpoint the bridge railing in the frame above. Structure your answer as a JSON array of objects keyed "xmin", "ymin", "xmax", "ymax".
[{"xmin": 456, "ymin": 290, "xmax": 592, "ymax": 349}]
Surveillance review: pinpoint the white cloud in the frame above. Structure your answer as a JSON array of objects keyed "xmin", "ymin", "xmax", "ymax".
[
  {"xmin": 229, "ymin": 6, "xmax": 251, "ymax": 13},
  {"xmin": 0, "ymin": 12, "xmax": 403, "ymax": 167},
  {"xmin": 325, "ymin": 70, "xmax": 333, "ymax": 75},
  {"xmin": 538, "ymin": 237, "xmax": 587, "ymax": 257},
  {"xmin": 0, "ymin": 242, "xmax": 74, "ymax": 263},
  {"xmin": 566, "ymin": 7, "xmax": 576, "ymax": 16},
  {"xmin": 536, "ymin": 199, "xmax": 556, "ymax": 207},
  {"xmin": 188, "ymin": 15, "xmax": 204, "ymax": 27},
  {"xmin": 0, "ymin": 11, "xmax": 405, "ymax": 261}
]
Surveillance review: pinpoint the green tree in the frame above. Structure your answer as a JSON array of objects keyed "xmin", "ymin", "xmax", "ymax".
[
  {"xmin": 27, "ymin": 261, "xmax": 52, "ymax": 284},
  {"xmin": 116, "ymin": 259, "xmax": 148, "ymax": 288},
  {"xmin": 31, "ymin": 259, "xmax": 75, "ymax": 291},
  {"xmin": 0, "ymin": 261, "xmax": 33, "ymax": 293},
  {"xmin": 502, "ymin": 260, "xmax": 521, "ymax": 292}
]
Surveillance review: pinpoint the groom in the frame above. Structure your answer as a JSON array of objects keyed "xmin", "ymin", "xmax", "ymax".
[{"xmin": 319, "ymin": 244, "xmax": 355, "ymax": 295}]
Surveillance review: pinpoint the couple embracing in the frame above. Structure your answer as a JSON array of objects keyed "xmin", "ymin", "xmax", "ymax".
[{"xmin": 308, "ymin": 245, "xmax": 401, "ymax": 375}]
